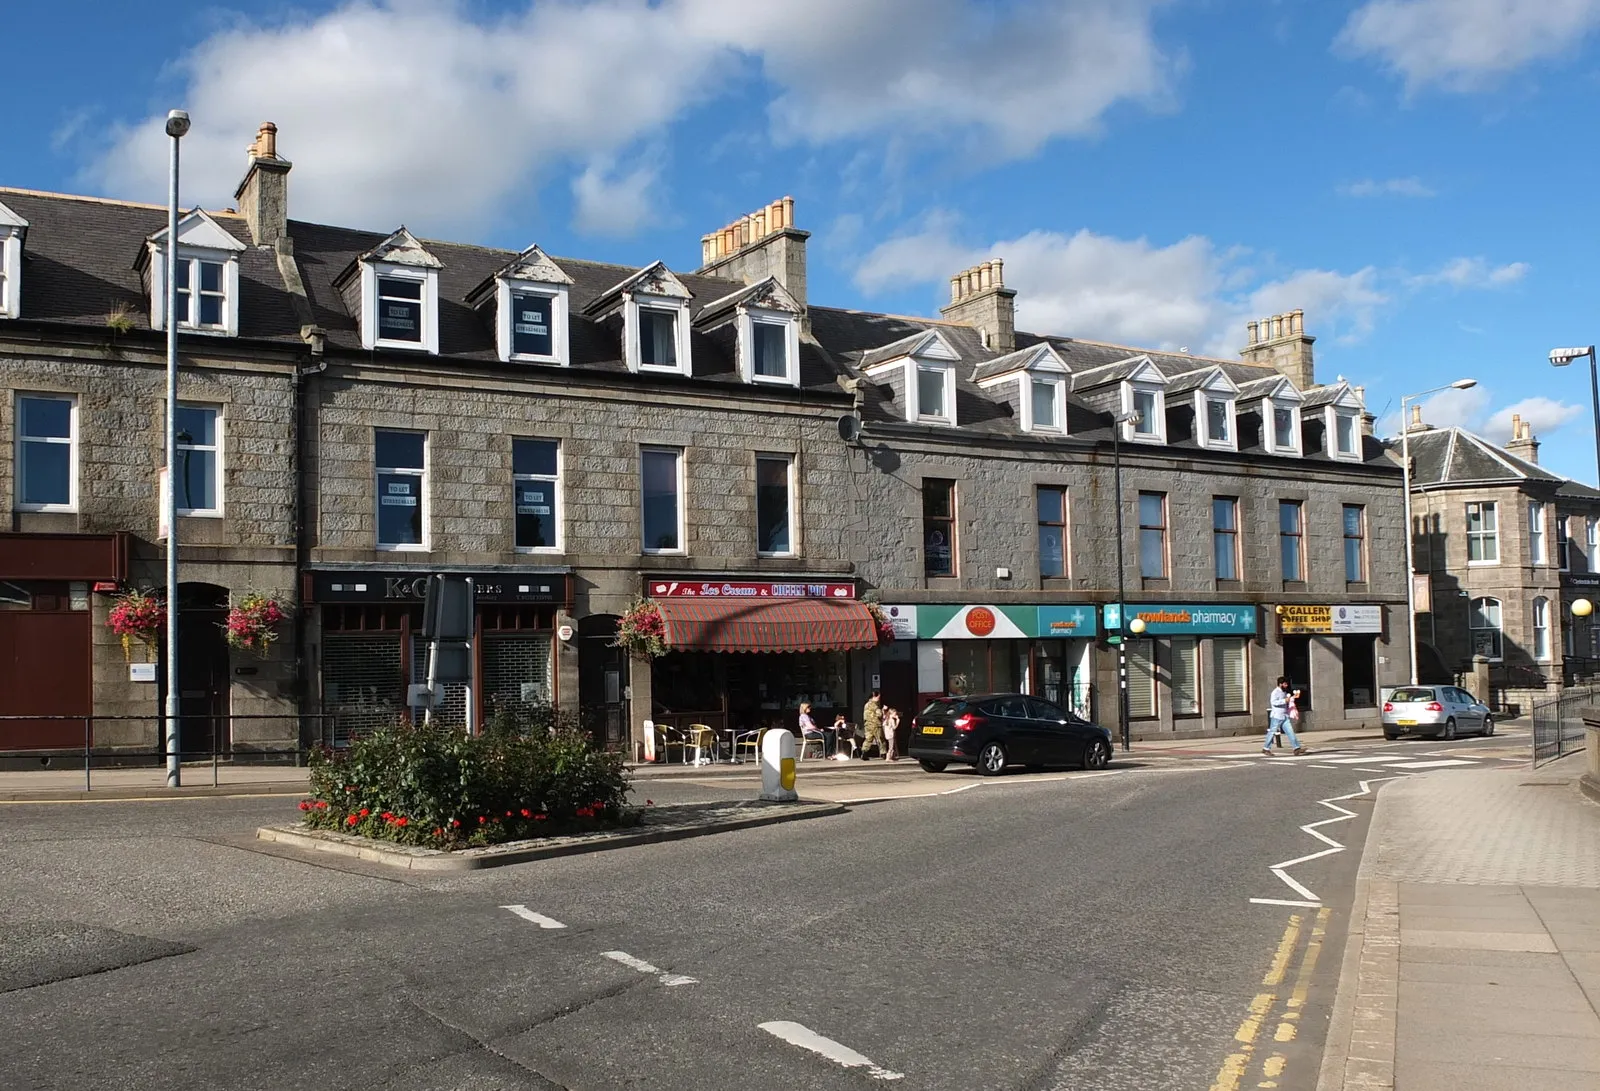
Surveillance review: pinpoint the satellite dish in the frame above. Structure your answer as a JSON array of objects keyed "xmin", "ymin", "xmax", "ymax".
[{"xmin": 837, "ymin": 413, "xmax": 861, "ymax": 443}]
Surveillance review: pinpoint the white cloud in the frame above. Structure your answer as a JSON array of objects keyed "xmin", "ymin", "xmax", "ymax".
[
  {"xmin": 852, "ymin": 217, "xmax": 1385, "ymax": 354},
  {"xmin": 571, "ymin": 157, "xmax": 662, "ymax": 237},
  {"xmin": 1338, "ymin": 177, "xmax": 1435, "ymax": 198},
  {"xmin": 1485, "ymin": 397, "xmax": 1586, "ymax": 442},
  {"xmin": 1409, "ymin": 256, "xmax": 1530, "ymax": 288},
  {"xmin": 81, "ymin": 0, "xmax": 1173, "ymax": 236},
  {"xmin": 1338, "ymin": 0, "xmax": 1600, "ymax": 91}
]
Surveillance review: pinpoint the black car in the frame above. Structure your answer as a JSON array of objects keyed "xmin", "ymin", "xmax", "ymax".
[{"xmin": 908, "ymin": 693, "xmax": 1114, "ymax": 775}]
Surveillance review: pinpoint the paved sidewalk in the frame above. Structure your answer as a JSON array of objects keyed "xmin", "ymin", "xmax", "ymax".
[
  {"xmin": 0, "ymin": 764, "xmax": 310, "ymax": 800},
  {"xmin": 1318, "ymin": 754, "xmax": 1600, "ymax": 1090}
]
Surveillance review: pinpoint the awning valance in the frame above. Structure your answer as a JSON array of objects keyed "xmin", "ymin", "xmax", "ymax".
[{"xmin": 654, "ymin": 596, "xmax": 879, "ymax": 653}]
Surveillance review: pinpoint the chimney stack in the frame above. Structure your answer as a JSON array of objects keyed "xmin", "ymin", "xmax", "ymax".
[
  {"xmin": 1407, "ymin": 404, "xmax": 1434, "ymax": 433},
  {"xmin": 234, "ymin": 121, "xmax": 291, "ymax": 248},
  {"xmin": 699, "ymin": 196, "xmax": 808, "ymax": 318},
  {"xmin": 1505, "ymin": 412, "xmax": 1540, "ymax": 464},
  {"xmin": 940, "ymin": 258, "xmax": 1016, "ymax": 352},
  {"xmin": 1240, "ymin": 308, "xmax": 1315, "ymax": 389}
]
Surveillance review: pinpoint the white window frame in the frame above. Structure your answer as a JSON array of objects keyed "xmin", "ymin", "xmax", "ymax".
[
  {"xmin": 1329, "ymin": 407, "xmax": 1361, "ymax": 461},
  {"xmin": 374, "ymin": 429, "xmax": 429, "ymax": 552},
  {"xmin": 14, "ymin": 392, "xmax": 78, "ymax": 513},
  {"xmin": 1123, "ymin": 382, "xmax": 1166, "ymax": 444},
  {"xmin": 754, "ymin": 452, "xmax": 797, "ymax": 557},
  {"xmin": 1022, "ymin": 375, "xmax": 1066, "ymax": 433},
  {"xmin": 150, "ymin": 247, "xmax": 241, "ymax": 337},
  {"xmin": 640, "ymin": 446, "xmax": 686, "ymax": 555},
  {"xmin": 361, "ymin": 262, "xmax": 440, "ymax": 354},
  {"xmin": 174, "ymin": 403, "xmax": 223, "ymax": 517},
  {"xmin": 496, "ymin": 280, "xmax": 569, "ymax": 366},
  {"xmin": 1533, "ymin": 596, "xmax": 1551, "ymax": 661},
  {"xmin": 1279, "ymin": 499, "xmax": 1306, "ymax": 582},
  {"xmin": 626, "ymin": 293, "xmax": 692, "ymax": 376},
  {"xmin": 1469, "ymin": 596, "xmax": 1503, "ymax": 661},
  {"xmin": 1466, "ymin": 501, "xmax": 1499, "ymax": 565},
  {"xmin": 512, "ymin": 437, "xmax": 563, "ymax": 553},
  {"xmin": 1197, "ymin": 392, "xmax": 1237, "ymax": 452},
  {"xmin": 739, "ymin": 308, "xmax": 800, "ymax": 388},
  {"xmin": 913, "ymin": 363, "xmax": 956, "ymax": 424},
  {"xmin": 1265, "ymin": 398, "xmax": 1303, "ymax": 456},
  {"xmin": 1529, "ymin": 501, "xmax": 1546, "ymax": 565},
  {"xmin": 0, "ymin": 224, "xmax": 23, "ymax": 320}
]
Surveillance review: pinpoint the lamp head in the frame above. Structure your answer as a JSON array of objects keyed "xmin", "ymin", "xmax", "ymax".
[
  {"xmin": 1450, "ymin": 378, "xmax": 1477, "ymax": 390},
  {"xmin": 1128, "ymin": 617, "xmax": 1147, "ymax": 635},
  {"xmin": 165, "ymin": 110, "xmax": 191, "ymax": 138},
  {"xmin": 1573, "ymin": 598, "xmax": 1594, "ymax": 619},
  {"xmin": 1550, "ymin": 347, "xmax": 1595, "ymax": 367}
]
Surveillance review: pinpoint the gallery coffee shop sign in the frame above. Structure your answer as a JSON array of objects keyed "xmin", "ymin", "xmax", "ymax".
[{"xmin": 1277, "ymin": 604, "xmax": 1383, "ymax": 635}]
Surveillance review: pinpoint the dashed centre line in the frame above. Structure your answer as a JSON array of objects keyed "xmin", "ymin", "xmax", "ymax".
[
  {"xmin": 759, "ymin": 1021, "xmax": 904, "ymax": 1081},
  {"xmin": 500, "ymin": 905, "xmax": 566, "ymax": 929},
  {"xmin": 601, "ymin": 949, "xmax": 698, "ymax": 987}
]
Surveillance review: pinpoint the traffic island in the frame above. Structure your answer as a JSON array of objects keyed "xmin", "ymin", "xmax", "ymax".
[{"xmin": 257, "ymin": 798, "xmax": 844, "ymax": 871}]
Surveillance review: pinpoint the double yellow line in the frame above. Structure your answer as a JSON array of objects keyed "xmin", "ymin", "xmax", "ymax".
[{"xmin": 1209, "ymin": 906, "xmax": 1331, "ymax": 1091}]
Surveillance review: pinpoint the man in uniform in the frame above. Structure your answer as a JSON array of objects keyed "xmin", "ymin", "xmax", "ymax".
[{"xmin": 861, "ymin": 689, "xmax": 885, "ymax": 759}]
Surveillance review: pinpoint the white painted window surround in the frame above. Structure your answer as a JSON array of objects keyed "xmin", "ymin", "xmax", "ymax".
[
  {"xmin": 626, "ymin": 293, "xmax": 692, "ymax": 376},
  {"xmin": 1328, "ymin": 407, "xmax": 1361, "ymax": 461},
  {"xmin": 496, "ymin": 279, "xmax": 569, "ymax": 366},
  {"xmin": 914, "ymin": 363, "xmax": 956, "ymax": 423},
  {"xmin": 1197, "ymin": 392, "xmax": 1237, "ymax": 451},
  {"xmin": 147, "ymin": 211, "xmax": 245, "ymax": 338},
  {"xmin": 738, "ymin": 307, "xmax": 800, "ymax": 388},
  {"xmin": 1022, "ymin": 375, "xmax": 1066, "ymax": 433},
  {"xmin": 361, "ymin": 262, "xmax": 440, "ymax": 354},
  {"xmin": 1123, "ymin": 381, "xmax": 1166, "ymax": 443},
  {"xmin": 1265, "ymin": 398, "xmax": 1302, "ymax": 456},
  {"xmin": 0, "ymin": 223, "xmax": 23, "ymax": 321}
]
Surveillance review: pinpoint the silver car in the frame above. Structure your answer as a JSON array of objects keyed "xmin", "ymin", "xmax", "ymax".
[{"xmin": 1381, "ymin": 685, "xmax": 1493, "ymax": 740}]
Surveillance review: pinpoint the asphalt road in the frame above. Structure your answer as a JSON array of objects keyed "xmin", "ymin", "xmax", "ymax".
[{"xmin": 0, "ymin": 737, "xmax": 1518, "ymax": 1091}]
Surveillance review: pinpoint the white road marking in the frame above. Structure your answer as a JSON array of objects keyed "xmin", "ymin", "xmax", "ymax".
[
  {"xmin": 1318, "ymin": 755, "xmax": 1408, "ymax": 764},
  {"xmin": 1253, "ymin": 775, "xmax": 1408, "ymax": 906},
  {"xmin": 500, "ymin": 905, "xmax": 566, "ymax": 929},
  {"xmin": 1249, "ymin": 897, "xmax": 1323, "ymax": 908},
  {"xmin": 601, "ymin": 950, "xmax": 698, "ymax": 987},
  {"xmin": 1376, "ymin": 758, "xmax": 1477, "ymax": 769},
  {"xmin": 759, "ymin": 1020, "xmax": 904, "ymax": 1081}
]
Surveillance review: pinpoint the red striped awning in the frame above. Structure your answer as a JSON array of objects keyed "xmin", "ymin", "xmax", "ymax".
[{"xmin": 654, "ymin": 596, "xmax": 879, "ymax": 653}]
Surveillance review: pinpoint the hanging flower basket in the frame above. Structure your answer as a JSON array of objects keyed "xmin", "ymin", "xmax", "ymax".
[
  {"xmin": 107, "ymin": 589, "xmax": 166, "ymax": 662},
  {"xmin": 226, "ymin": 592, "xmax": 286, "ymax": 654},
  {"xmin": 612, "ymin": 599, "xmax": 668, "ymax": 659},
  {"xmin": 864, "ymin": 600, "xmax": 896, "ymax": 644}
]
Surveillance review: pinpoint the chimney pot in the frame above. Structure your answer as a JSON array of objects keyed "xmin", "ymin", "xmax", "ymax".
[
  {"xmin": 992, "ymin": 258, "xmax": 1004, "ymax": 286},
  {"xmin": 1246, "ymin": 320, "xmax": 1258, "ymax": 345},
  {"xmin": 1411, "ymin": 404, "xmax": 1423, "ymax": 427},
  {"xmin": 257, "ymin": 122, "xmax": 278, "ymax": 159},
  {"xmin": 782, "ymin": 196, "xmax": 795, "ymax": 228}
]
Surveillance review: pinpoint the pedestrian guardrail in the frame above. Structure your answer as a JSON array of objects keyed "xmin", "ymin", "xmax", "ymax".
[{"xmin": 1530, "ymin": 686, "xmax": 1593, "ymax": 767}]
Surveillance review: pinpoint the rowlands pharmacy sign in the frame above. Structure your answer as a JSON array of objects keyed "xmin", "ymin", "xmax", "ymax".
[{"xmin": 1102, "ymin": 603, "xmax": 1258, "ymax": 636}]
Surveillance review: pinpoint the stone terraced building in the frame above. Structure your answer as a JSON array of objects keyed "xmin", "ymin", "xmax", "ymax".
[{"xmin": 0, "ymin": 122, "xmax": 1409, "ymax": 760}]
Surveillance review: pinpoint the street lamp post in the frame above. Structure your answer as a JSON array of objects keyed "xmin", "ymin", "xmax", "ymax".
[
  {"xmin": 1110, "ymin": 409, "xmax": 1140, "ymax": 752},
  {"xmin": 1550, "ymin": 345, "xmax": 1599, "ymax": 485},
  {"xmin": 163, "ymin": 109, "xmax": 190, "ymax": 789},
  {"xmin": 1400, "ymin": 378, "xmax": 1477, "ymax": 686}
]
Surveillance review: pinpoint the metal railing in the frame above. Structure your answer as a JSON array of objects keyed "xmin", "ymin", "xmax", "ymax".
[
  {"xmin": 0, "ymin": 714, "xmax": 328, "ymax": 791},
  {"xmin": 1530, "ymin": 686, "xmax": 1594, "ymax": 767}
]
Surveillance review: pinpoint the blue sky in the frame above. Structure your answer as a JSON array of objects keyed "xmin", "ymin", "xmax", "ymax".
[{"xmin": 5, "ymin": 0, "xmax": 1600, "ymax": 479}]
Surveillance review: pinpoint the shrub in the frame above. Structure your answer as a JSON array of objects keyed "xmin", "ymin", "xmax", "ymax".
[{"xmin": 300, "ymin": 710, "xmax": 633, "ymax": 849}]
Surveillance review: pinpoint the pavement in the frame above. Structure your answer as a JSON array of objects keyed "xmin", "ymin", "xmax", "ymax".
[{"xmin": 1317, "ymin": 750, "xmax": 1600, "ymax": 1091}]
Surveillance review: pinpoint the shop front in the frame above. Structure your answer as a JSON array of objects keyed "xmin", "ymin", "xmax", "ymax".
[
  {"xmin": 307, "ymin": 567, "xmax": 568, "ymax": 740},
  {"xmin": 1101, "ymin": 603, "xmax": 1258, "ymax": 733},
  {"xmin": 879, "ymin": 603, "xmax": 1098, "ymax": 720},
  {"xmin": 1276, "ymin": 603, "xmax": 1385, "ymax": 711},
  {"xmin": 643, "ymin": 579, "xmax": 879, "ymax": 746},
  {"xmin": 0, "ymin": 532, "xmax": 128, "ymax": 750}
]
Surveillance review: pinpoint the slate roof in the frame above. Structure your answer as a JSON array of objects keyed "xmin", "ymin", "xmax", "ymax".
[
  {"xmin": 0, "ymin": 185, "xmax": 1392, "ymax": 466},
  {"xmin": 1401, "ymin": 426, "xmax": 1581, "ymax": 491}
]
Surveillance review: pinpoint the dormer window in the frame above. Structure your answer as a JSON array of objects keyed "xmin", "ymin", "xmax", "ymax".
[
  {"xmin": 0, "ymin": 201, "xmax": 26, "ymax": 321},
  {"xmin": 859, "ymin": 328, "xmax": 962, "ymax": 427},
  {"xmin": 1027, "ymin": 377, "xmax": 1065, "ymax": 432},
  {"xmin": 1171, "ymin": 366, "xmax": 1239, "ymax": 452},
  {"xmin": 636, "ymin": 303, "xmax": 684, "ymax": 370},
  {"xmin": 339, "ymin": 227, "xmax": 442, "ymax": 354},
  {"xmin": 973, "ymin": 343, "xmax": 1072, "ymax": 435},
  {"xmin": 471, "ymin": 244, "xmax": 573, "ymax": 366},
  {"xmin": 700, "ymin": 277, "xmax": 804, "ymax": 388},
  {"xmin": 916, "ymin": 364, "xmax": 955, "ymax": 422},
  {"xmin": 1305, "ymin": 385, "xmax": 1365, "ymax": 462},
  {"xmin": 143, "ymin": 209, "xmax": 245, "ymax": 337},
  {"xmin": 1263, "ymin": 398, "xmax": 1303, "ymax": 456},
  {"xmin": 1205, "ymin": 397, "xmax": 1232, "ymax": 445},
  {"xmin": 1332, "ymin": 409, "xmax": 1359, "ymax": 459},
  {"xmin": 585, "ymin": 262, "xmax": 694, "ymax": 377},
  {"xmin": 1125, "ymin": 384, "xmax": 1165, "ymax": 443}
]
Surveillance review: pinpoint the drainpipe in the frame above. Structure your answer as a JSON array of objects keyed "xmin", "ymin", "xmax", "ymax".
[{"xmin": 293, "ymin": 328, "xmax": 326, "ymax": 753}]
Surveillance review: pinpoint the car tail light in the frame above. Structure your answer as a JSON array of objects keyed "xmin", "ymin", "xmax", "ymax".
[
  {"xmin": 1425, "ymin": 702, "xmax": 1443, "ymax": 712},
  {"xmin": 1383, "ymin": 702, "xmax": 1393, "ymax": 712},
  {"xmin": 952, "ymin": 713, "xmax": 982, "ymax": 732}
]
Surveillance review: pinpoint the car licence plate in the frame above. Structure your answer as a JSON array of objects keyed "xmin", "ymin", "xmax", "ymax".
[
  {"xmin": 921, "ymin": 725, "xmax": 944, "ymax": 735},
  {"xmin": 1396, "ymin": 719, "xmax": 1417, "ymax": 726}
]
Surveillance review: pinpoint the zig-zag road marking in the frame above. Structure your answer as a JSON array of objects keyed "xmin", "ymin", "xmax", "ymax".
[{"xmin": 1249, "ymin": 775, "xmax": 1408, "ymax": 908}]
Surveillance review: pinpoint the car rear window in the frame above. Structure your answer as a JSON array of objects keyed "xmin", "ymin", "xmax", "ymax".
[
  {"xmin": 919, "ymin": 698, "xmax": 968, "ymax": 717},
  {"xmin": 1389, "ymin": 688, "xmax": 1435, "ymax": 702}
]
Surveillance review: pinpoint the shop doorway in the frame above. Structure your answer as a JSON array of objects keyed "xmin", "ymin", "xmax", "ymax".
[
  {"xmin": 1282, "ymin": 635, "xmax": 1312, "ymax": 709},
  {"xmin": 879, "ymin": 641, "xmax": 916, "ymax": 720},
  {"xmin": 578, "ymin": 614, "xmax": 626, "ymax": 746},
  {"xmin": 158, "ymin": 583, "xmax": 230, "ymax": 757},
  {"xmin": 1342, "ymin": 634, "xmax": 1378, "ymax": 708},
  {"xmin": 0, "ymin": 583, "xmax": 92, "ymax": 749}
]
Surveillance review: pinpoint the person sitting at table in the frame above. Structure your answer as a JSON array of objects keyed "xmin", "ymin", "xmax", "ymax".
[
  {"xmin": 798, "ymin": 702, "xmax": 825, "ymax": 756},
  {"xmin": 830, "ymin": 713, "xmax": 855, "ymax": 759}
]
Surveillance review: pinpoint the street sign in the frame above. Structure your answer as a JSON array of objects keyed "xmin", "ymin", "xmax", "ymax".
[{"xmin": 422, "ymin": 575, "xmax": 474, "ymax": 640}]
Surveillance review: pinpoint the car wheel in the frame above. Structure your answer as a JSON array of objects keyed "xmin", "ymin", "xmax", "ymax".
[
  {"xmin": 1443, "ymin": 718, "xmax": 1457, "ymax": 741},
  {"xmin": 1482, "ymin": 716, "xmax": 1494, "ymax": 737},
  {"xmin": 1082, "ymin": 739, "xmax": 1111, "ymax": 770},
  {"xmin": 917, "ymin": 759, "xmax": 947, "ymax": 773},
  {"xmin": 977, "ymin": 742, "xmax": 1008, "ymax": 776},
  {"xmin": 1383, "ymin": 730, "xmax": 1400, "ymax": 741}
]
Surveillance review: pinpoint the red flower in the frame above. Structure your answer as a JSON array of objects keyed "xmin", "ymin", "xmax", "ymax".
[
  {"xmin": 520, "ymin": 808, "xmax": 532, "ymax": 818},
  {"xmin": 478, "ymin": 816, "xmax": 488, "ymax": 825},
  {"xmin": 646, "ymin": 799, "xmax": 654, "ymax": 806},
  {"xmin": 433, "ymin": 827, "xmax": 444, "ymax": 836},
  {"xmin": 359, "ymin": 808, "xmax": 370, "ymax": 818},
  {"xmin": 451, "ymin": 819, "xmax": 462, "ymax": 828},
  {"xmin": 396, "ymin": 817, "xmax": 408, "ymax": 827},
  {"xmin": 316, "ymin": 800, "xmax": 328, "ymax": 810},
  {"xmin": 298, "ymin": 800, "xmax": 310, "ymax": 811},
  {"xmin": 346, "ymin": 815, "xmax": 359, "ymax": 826},
  {"xmin": 506, "ymin": 811, "xmax": 514, "ymax": 817}
]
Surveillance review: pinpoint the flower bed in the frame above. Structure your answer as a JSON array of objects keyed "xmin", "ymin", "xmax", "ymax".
[{"xmin": 300, "ymin": 712, "xmax": 632, "ymax": 849}]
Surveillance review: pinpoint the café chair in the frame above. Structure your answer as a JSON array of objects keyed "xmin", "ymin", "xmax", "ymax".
[
  {"xmin": 732, "ymin": 726, "xmax": 769, "ymax": 764},
  {"xmin": 653, "ymin": 723, "xmax": 689, "ymax": 764},
  {"xmin": 798, "ymin": 729, "xmax": 826, "ymax": 760},
  {"xmin": 686, "ymin": 723, "xmax": 718, "ymax": 765}
]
